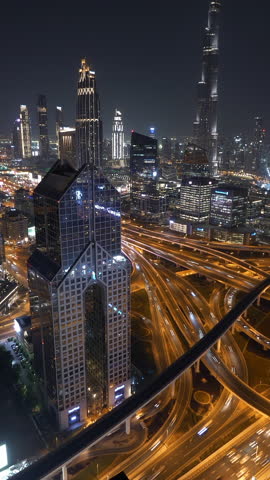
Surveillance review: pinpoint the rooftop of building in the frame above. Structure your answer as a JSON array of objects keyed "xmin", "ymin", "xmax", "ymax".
[{"xmin": 34, "ymin": 160, "xmax": 80, "ymax": 201}]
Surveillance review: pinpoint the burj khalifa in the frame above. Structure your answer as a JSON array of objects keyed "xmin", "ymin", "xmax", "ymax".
[{"xmin": 193, "ymin": 1, "xmax": 221, "ymax": 177}]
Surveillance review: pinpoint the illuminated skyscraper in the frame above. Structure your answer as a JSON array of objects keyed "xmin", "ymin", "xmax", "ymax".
[
  {"xmin": 76, "ymin": 58, "xmax": 102, "ymax": 168},
  {"xmin": 130, "ymin": 132, "xmax": 167, "ymax": 223},
  {"xmin": 37, "ymin": 94, "xmax": 49, "ymax": 161},
  {"xmin": 28, "ymin": 160, "xmax": 131, "ymax": 430},
  {"xmin": 59, "ymin": 127, "xmax": 76, "ymax": 169},
  {"xmin": 193, "ymin": 1, "xmax": 221, "ymax": 176},
  {"xmin": 56, "ymin": 106, "xmax": 63, "ymax": 156},
  {"xmin": 19, "ymin": 105, "xmax": 32, "ymax": 158},
  {"xmin": 112, "ymin": 109, "xmax": 124, "ymax": 163},
  {"xmin": 28, "ymin": 61, "xmax": 131, "ymax": 430},
  {"xmin": 252, "ymin": 116, "xmax": 266, "ymax": 174},
  {"xmin": 12, "ymin": 119, "xmax": 22, "ymax": 159}
]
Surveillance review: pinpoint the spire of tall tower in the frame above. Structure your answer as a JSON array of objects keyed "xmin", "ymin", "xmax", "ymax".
[
  {"xmin": 193, "ymin": 0, "xmax": 222, "ymax": 177},
  {"xmin": 76, "ymin": 58, "xmax": 103, "ymax": 168},
  {"xmin": 112, "ymin": 109, "xmax": 124, "ymax": 164}
]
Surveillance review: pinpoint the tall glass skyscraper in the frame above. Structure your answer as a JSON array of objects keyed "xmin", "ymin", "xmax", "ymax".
[
  {"xmin": 76, "ymin": 58, "xmax": 103, "ymax": 168},
  {"xmin": 12, "ymin": 118, "xmax": 22, "ymax": 159},
  {"xmin": 130, "ymin": 131, "xmax": 167, "ymax": 223},
  {"xmin": 193, "ymin": 1, "xmax": 221, "ymax": 177},
  {"xmin": 28, "ymin": 61, "xmax": 131, "ymax": 431},
  {"xmin": 56, "ymin": 106, "xmax": 64, "ymax": 157},
  {"xmin": 19, "ymin": 105, "xmax": 32, "ymax": 159},
  {"xmin": 37, "ymin": 94, "xmax": 49, "ymax": 161},
  {"xmin": 112, "ymin": 109, "xmax": 124, "ymax": 163},
  {"xmin": 28, "ymin": 162, "xmax": 131, "ymax": 429}
]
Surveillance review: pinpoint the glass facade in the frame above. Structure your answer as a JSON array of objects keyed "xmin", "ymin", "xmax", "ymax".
[
  {"xmin": 76, "ymin": 59, "xmax": 102, "ymax": 168},
  {"xmin": 28, "ymin": 161, "xmax": 131, "ymax": 430},
  {"xmin": 210, "ymin": 186, "xmax": 247, "ymax": 227},
  {"xmin": 178, "ymin": 177, "xmax": 213, "ymax": 223},
  {"xmin": 37, "ymin": 94, "xmax": 49, "ymax": 161},
  {"xmin": 130, "ymin": 131, "xmax": 167, "ymax": 223}
]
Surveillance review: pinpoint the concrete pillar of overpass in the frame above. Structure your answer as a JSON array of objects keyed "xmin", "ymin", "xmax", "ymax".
[
  {"xmin": 62, "ymin": 465, "xmax": 68, "ymax": 480},
  {"xmin": 231, "ymin": 323, "xmax": 236, "ymax": 335},
  {"xmin": 257, "ymin": 295, "xmax": 261, "ymax": 307},
  {"xmin": 216, "ymin": 338, "xmax": 221, "ymax": 353},
  {"xmin": 125, "ymin": 416, "xmax": 131, "ymax": 435},
  {"xmin": 195, "ymin": 360, "xmax": 200, "ymax": 373}
]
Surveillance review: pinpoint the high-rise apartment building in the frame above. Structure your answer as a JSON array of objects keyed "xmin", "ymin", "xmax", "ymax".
[
  {"xmin": 130, "ymin": 131, "xmax": 167, "ymax": 223},
  {"xmin": 19, "ymin": 105, "xmax": 32, "ymax": 158},
  {"xmin": 28, "ymin": 161, "xmax": 131, "ymax": 430},
  {"xmin": 210, "ymin": 185, "xmax": 247, "ymax": 227},
  {"xmin": 56, "ymin": 106, "xmax": 64, "ymax": 156},
  {"xmin": 193, "ymin": 1, "xmax": 221, "ymax": 176},
  {"xmin": 37, "ymin": 95, "xmax": 49, "ymax": 161},
  {"xmin": 112, "ymin": 109, "xmax": 124, "ymax": 164},
  {"xmin": 76, "ymin": 58, "xmax": 103, "ymax": 168}
]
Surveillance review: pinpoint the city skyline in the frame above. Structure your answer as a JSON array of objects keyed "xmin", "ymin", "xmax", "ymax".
[{"xmin": 1, "ymin": 0, "xmax": 270, "ymax": 139}]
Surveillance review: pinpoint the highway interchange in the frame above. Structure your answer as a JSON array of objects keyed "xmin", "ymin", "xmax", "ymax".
[{"xmin": 2, "ymin": 223, "xmax": 270, "ymax": 480}]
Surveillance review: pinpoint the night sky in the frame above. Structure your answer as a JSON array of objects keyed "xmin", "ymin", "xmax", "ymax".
[{"xmin": 1, "ymin": 0, "xmax": 270, "ymax": 140}]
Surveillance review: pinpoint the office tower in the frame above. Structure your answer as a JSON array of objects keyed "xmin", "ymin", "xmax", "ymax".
[
  {"xmin": 252, "ymin": 117, "xmax": 266, "ymax": 175},
  {"xmin": 193, "ymin": 1, "xmax": 221, "ymax": 176},
  {"xmin": 178, "ymin": 177, "xmax": 213, "ymax": 223},
  {"xmin": 56, "ymin": 106, "xmax": 64, "ymax": 156},
  {"xmin": 1, "ymin": 209, "xmax": 28, "ymax": 244},
  {"xmin": 130, "ymin": 131, "xmax": 167, "ymax": 223},
  {"xmin": 19, "ymin": 105, "xmax": 32, "ymax": 158},
  {"xmin": 28, "ymin": 159, "xmax": 131, "ymax": 430},
  {"xmin": 12, "ymin": 119, "xmax": 22, "ymax": 159},
  {"xmin": 160, "ymin": 137, "xmax": 172, "ymax": 165},
  {"xmin": 112, "ymin": 109, "xmax": 124, "ymax": 164},
  {"xmin": 210, "ymin": 185, "xmax": 247, "ymax": 227},
  {"xmin": 76, "ymin": 58, "xmax": 103, "ymax": 168},
  {"xmin": 182, "ymin": 143, "xmax": 210, "ymax": 177},
  {"xmin": 59, "ymin": 127, "xmax": 76, "ymax": 169},
  {"xmin": 37, "ymin": 95, "xmax": 49, "ymax": 161}
]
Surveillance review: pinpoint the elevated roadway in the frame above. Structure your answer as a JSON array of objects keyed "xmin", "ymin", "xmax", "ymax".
[{"xmin": 12, "ymin": 277, "xmax": 270, "ymax": 480}]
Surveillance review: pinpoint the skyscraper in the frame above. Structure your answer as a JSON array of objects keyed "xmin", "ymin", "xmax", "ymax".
[
  {"xmin": 182, "ymin": 143, "xmax": 210, "ymax": 177},
  {"xmin": 12, "ymin": 119, "xmax": 22, "ymax": 159},
  {"xmin": 130, "ymin": 131, "xmax": 167, "ymax": 223},
  {"xmin": 178, "ymin": 177, "xmax": 213, "ymax": 223},
  {"xmin": 19, "ymin": 105, "xmax": 32, "ymax": 159},
  {"xmin": 112, "ymin": 109, "xmax": 124, "ymax": 164},
  {"xmin": 76, "ymin": 58, "xmax": 103, "ymax": 168},
  {"xmin": 56, "ymin": 106, "xmax": 64, "ymax": 157},
  {"xmin": 252, "ymin": 116, "xmax": 266, "ymax": 175},
  {"xmin": 193, "ymin": 1, "xmax": 221, "ymax": 177},
  {"xmin": 28, "ymin": 160, "xmax": 131, "ymax": 430},
  {"xmin": 37, "ymin": 94, "xmax": 49, "ymax": 161},
  {"xmin": 210, "ymin": 185, "xmax": 247, "ymax": 227},
  {"xmin": 59, "ymin": 127, "xmax": 76, "ymax": 169}
]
